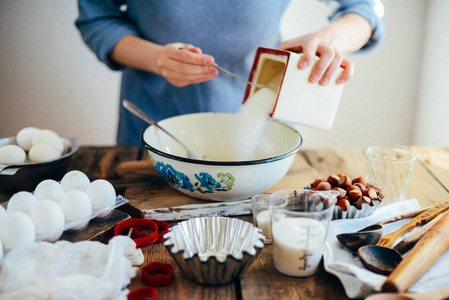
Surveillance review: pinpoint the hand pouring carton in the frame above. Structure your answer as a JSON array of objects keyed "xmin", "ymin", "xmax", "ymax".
[{"xmin": 243, "ymin": 47, "xmax": 345, "ymax": 131}]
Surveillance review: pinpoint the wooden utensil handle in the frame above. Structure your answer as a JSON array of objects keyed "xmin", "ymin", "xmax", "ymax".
[
  {"xmin": 382, "ymin": 205, "xmax": 449, "ymax": 293},
  {"xmin": 377, "ymin": 207, "xmax": 428, "ymax": 226},
  {"xmin": 385, "ymin": 201, "xmax": 449, "ymax": 241},
  {"xmin": 393, "ymin": 211, "xmax": 446, "ymax": 254}
]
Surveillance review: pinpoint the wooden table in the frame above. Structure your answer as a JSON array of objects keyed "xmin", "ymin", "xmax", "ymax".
[{"xmin": 1, "ymin": 146, "xmax": 448, "ymax": 299}]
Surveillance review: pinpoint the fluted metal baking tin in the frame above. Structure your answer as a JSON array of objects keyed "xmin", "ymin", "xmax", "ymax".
[{"xmin": 164, "ymin": 216, "xmax": 265, "ymax": 285}]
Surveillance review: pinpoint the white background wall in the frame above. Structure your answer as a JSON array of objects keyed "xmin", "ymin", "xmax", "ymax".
[{"xmin": 1, "ymin": 0, "xmax": 448, "ymax": 148}]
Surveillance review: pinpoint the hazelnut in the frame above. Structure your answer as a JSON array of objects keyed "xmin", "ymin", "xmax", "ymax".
[
  {"xmin": 346, "ymin": 185, "xmax": 361, "ymax": 193},
  {"xmin": 353, "ymin": 183, "xmax": 367, "ymax": 193},
  {"xmin": 338, "ymin": 175, "xmax": 351, "ymax": 189},
  {"xmin": 327, "ymin": 174, "xmax": 340, "ymax": 187},
  {"xmin": 356, "ymin": 196, "xmax": 372, "ymax": 209},
  {"xmin": 317, "ymin": 181, "xmax": 332, "ymax": 191},
  {"xmin": 363, "ymin": 187, "xmax": 379, "ymax": 200},
  {"xmin": 333, "ymin": 187, "xmax": 347, "ymax": 200},
  {"xmin": 311, "ymin": 178, "xmax": 326, "ymax": 188},
  {"xmin": 337, "ymin": 198, "xmax": 350, "ymax": 211},
  {"xmin": 348, "ymin": 189, "xmax": 363, "ymax": 202},
  {"xmin": 352, "ymin": 177, "xmax": 368, "ymax": 186},
  {"xmin": 310, "ymin": 194, "xmax": 323, "ymax": 205}
]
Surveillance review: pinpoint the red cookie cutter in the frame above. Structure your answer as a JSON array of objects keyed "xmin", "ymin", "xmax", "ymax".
[
  {"xmin": 152, "ymin": 220, "xmax": 170, "ymax": 243},
  {"xmin": 127, "ymin": 286, "xmax": 157, "ymax": 300},
  {"xmin": 114, "ymin": 218, "xmax": 159, "ymax": 248},
  {"xmin": 142, "ymin": 262, "xmax": 173, "ymax": 287}
]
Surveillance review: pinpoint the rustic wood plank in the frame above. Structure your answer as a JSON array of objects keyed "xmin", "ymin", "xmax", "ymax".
[
  {"xmin": 69, "ymin": 146, "xmax": 142, "ymax": 181},
  {"xmin": 265, "ymin": 152, "xmax": 322, "ymax": 192},
  {"xmin": 241, "ymin": 246, "xmax": 347, "ymax": 300},
  {"xmin": 143, "ymin": 199, "xmax": 252, "ymax": 221},
  {"xmin": 300, "ymin": 147, "xmax": 448, "ymax": 207},
  {"xmin": 412, "ymin": 147, "xmax": 449, "ymax": 192},
  {"xmin": 60, "ymin": 209, "xmax": 131, "ymax": 243}
]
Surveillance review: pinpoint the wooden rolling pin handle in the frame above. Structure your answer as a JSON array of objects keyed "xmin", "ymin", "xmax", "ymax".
[{"xmin": 382, "ymin": 206, "xmax": 449, "ymax": 293}]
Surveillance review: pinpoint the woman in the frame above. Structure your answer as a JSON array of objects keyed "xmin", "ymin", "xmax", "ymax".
[{"xmin": 76, "ymin": 0, "xmax": 384, "ymax": 145}]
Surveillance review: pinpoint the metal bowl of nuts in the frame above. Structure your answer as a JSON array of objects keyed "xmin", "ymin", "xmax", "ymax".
[{"xmin": 306, "ymin": 174, "xmax": 385, "ymax": 219}]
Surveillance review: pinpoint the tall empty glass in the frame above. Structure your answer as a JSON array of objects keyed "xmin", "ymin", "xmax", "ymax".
[{"xmin": 366, "ymin": 146, "xmax": 416, "ymax": 204}]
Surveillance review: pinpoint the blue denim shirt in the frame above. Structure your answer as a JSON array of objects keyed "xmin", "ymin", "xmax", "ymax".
[{"xmin": 76, "ymin": 0, "xmax": 384, "ymax": 145}]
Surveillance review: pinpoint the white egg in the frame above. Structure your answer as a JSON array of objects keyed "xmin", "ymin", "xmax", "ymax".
[
  {"xmin": 59, "ymin": 190, "xmax": 92, "ymax": 230},
  {"xmin": 61, "ymin": 170, "xmax": 90, "ymax": 192},
  {"xmin": 16, "ymin": 127, "xmax": 40, "ymax": 151},
  {"xmin": 0, "ymin": 205, "xmax": 6, "ymax": 218},
  {"xmin": 31, "ymin": 129, "xmax": 64, "ymax": 154},
  {"xmin": 29, "ymin": 143, "xmax": 61, "ymax": 163},
  {"xmin": 0, "ymin": 145, "xmax": 26, "ymax": 164},
  {"xmin": 0, "ymin": 211, "xmax": 36, "ymax": 252},
  {"xmin": 34, "ymin": 179, "xmax": 65, "ymax": 203},
  {"xmin": 85, "ymin": 179, "xmax": 116, "ymax": 218},
  {"xmin": 29, "ymin": 199, "xmax": 65, "ymax": 242},
  {"xmin": 7, "ymin": 191, "xmax": 38, "ymax": 214}
]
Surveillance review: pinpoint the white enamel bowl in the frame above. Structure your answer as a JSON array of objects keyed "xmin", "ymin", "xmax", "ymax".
[{"xmin": 141, "ymin": 112, "xmax": 302, "ymax": 201}]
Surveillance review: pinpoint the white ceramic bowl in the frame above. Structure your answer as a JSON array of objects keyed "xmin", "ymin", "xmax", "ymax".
[{"xmin": 141, "ymin": 112, "xmax": 302, "ymax": 201}]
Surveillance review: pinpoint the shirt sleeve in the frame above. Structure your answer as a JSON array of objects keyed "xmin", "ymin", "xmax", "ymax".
[
  {"xmin": 75, "ymin": 0, "xmax": 140, "ymax": 70},
  {"xmin": 329, "ymin": 0, "xmax": 385, "ymax": 53}
]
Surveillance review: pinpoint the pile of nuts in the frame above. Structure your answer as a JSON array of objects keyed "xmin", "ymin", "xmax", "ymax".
[{"xmin": 308, "ymin": 174, "xmax": 385, "ymax": 211}]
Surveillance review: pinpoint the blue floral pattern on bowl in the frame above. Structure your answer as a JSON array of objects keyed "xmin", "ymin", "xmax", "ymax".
[{"xmin": 152, "ymin": 158, "xmax": 235, "ymax": 194}]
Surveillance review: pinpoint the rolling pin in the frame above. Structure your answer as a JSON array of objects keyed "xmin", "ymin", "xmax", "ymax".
[{"xmin": 381, "ymin": 205, "xmax": 449, "ymax": 293}]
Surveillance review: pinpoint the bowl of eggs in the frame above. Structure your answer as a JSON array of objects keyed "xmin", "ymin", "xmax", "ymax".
[
  {"xmin": 141, "ymin": 112, "xmax": 302, "ymax": 201},
  {"xmin": 0, "ymin": 127, "xmax": 78, "ymax": 193}
]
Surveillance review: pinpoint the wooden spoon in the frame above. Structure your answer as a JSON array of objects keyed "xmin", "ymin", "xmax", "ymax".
[
  {"xmin": 337, "ymin": 203, "xmax": 447, "ymax": 251},
  {"xmin": 336, "ymin": 208, "xmax": 427, "ymax": 250}
]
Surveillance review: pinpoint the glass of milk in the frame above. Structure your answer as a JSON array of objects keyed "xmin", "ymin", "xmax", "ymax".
[
  {"xmin": 251, "ymin": 193, "xmax": 288, "ymax": 244},
  {"xmin": 270, "ymin": 189, "xmax": 338, "ymax": 277}
]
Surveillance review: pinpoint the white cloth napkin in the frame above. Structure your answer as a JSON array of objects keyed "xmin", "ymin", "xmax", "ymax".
[
  {"xmin": 323, "ymin": 199, "xmax": 449, "ymax": 299},
  {"xmin": 0, "ymin": 236, "xmax": 144, "ymax": 300}
]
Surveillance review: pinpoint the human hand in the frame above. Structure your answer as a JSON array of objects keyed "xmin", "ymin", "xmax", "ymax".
[
  {"xmin": 156, "ymin": 43, "xmax": 218, "ymax": 87},
  {"xmin": 278, "ymin": 35, "xmax": 354, "ymax": 86}
]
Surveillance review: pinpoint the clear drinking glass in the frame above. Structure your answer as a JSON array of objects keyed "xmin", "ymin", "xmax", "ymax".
[
  {"xmin": 270, "ymin": 189, "xmax": 338, "ymax": 277},
  {"xmin": 366, "ymin": 146, "xmax": 416, "ymax": 204},
  {"xmin": 251, "ymin": 193, "xmax": 288, "ymax": 244}
]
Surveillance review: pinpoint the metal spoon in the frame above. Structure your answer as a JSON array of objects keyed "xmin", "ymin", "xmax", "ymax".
[
  {"xmin": 336, "ymin": 208, "xmax": 427, "ymax": 251},
  {"xmin": 365, "ymin": 284, "xmax": 449, "ymax": 300},
  {"xmin": 357, "ymin": 212, "xmax": 445, "ymax": 275},
  {"xmin": 122, "ymin": 100, "xmax": 202, "ymax": 160},
  {"xmin": 211, "ymin": 64, "xmax": 276, "ymax": 92}
]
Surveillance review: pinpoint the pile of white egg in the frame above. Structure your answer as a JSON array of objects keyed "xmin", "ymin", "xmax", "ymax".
[
  {"xmin": 0, "ymin": 170, "xmax": 117, "ymax": 258},
  {"xmin": 0, "ymin": 127, "xmax": 65, "ymax": 164}
]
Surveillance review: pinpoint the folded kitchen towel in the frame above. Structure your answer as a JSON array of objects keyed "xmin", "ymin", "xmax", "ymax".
[
  {"xmin": 0, "ymin": 236, "xmax": 144, "ymax": 300},
  {"xmin": 323, "ymin": 199, "xmax": 449, "ymax": 299}
]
